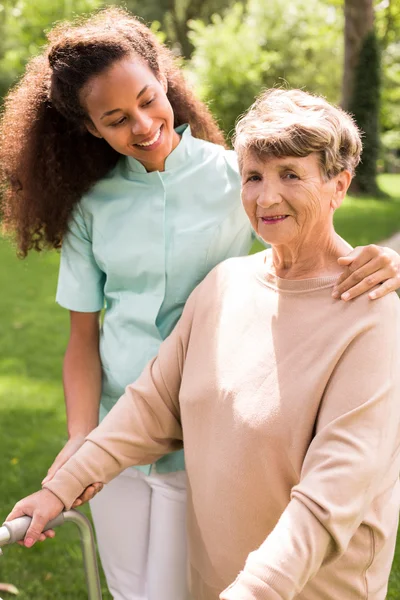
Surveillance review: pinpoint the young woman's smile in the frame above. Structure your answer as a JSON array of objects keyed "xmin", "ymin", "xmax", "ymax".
[{"xmin": 81, "ymin": 57, "xmax": 180, "ymax": 172}]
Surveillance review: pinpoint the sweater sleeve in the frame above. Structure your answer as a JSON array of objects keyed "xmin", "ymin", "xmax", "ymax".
[
  {"xmin": 44, "ymin": 287, "xmax": 198, "ymax": 509},
  {"xmin": 221, "ymin": 294, "xmax": 400, "ymax": 600}
]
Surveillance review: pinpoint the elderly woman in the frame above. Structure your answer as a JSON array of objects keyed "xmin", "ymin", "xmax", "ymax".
[{"xmin": 8, "ymin": 89, "xmax": 400, "ymax": 600}]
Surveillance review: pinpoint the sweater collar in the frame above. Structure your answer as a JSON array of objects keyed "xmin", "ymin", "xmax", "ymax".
[{"xmin": 256, "ymin": 250, "xmax": 340, "ymax": 293}]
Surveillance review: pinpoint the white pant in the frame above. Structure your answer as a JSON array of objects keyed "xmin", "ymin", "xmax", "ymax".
[{"xmin": 90, "ymin": 467, "xmax": 189, "ymax": 600}]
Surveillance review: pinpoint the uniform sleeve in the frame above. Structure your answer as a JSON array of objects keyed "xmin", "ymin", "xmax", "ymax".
[
  {"xmin": 206, "ymin": 204, "xmax": 253, "ymax": 271},
  {"xmin": 205, "ymin": 150, "xmax": 253, "ymax": 270},
  {"xmin": 56, "ymin": 205, "xmax": 105, "ymax": 312},
  {"xmin": 43, "ymin": 286, "xmax": 198, "ymax": 509},
  {"xmin": 221, "ymin": 295, "xmax": 400, "ymax": 600}
]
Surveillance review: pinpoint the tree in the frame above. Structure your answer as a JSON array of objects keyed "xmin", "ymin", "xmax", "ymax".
[
  {"xmin": 348, "ymin": 30, "xmax": 381, "ymax": 194},
  {"xmin": 342, "ymin": 0, "xmax": 374, "ymax": 110},
  {"xmin": 187, "ymin": 0, "xmax": 343, "ymax": 138}
]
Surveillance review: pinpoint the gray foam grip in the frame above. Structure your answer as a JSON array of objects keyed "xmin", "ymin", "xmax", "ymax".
[{"xmin": 4, "ymin": 513, "xmax": 65, "ymax": 543}]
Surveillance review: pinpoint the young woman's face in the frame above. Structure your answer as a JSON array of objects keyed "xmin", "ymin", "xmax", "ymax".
[{"xmin": 81, "ymin": 56, "xmax": 180, "ymax": 172}]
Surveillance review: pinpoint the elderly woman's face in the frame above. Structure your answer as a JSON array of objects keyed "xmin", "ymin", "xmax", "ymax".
[{"xmin": 241, "ymin": 152, "xmax": 337, "ymax": 246}]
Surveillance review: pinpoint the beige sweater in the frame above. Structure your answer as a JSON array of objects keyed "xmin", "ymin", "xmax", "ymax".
[{"xmin": 45, "ymin": 250, "xmax": 400, "ymax": 600}]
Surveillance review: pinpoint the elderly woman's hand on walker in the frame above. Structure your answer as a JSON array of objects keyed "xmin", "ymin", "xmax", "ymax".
[{"xmin": 5, "ymin": 490, "xmax": 64, "ymax": 547}]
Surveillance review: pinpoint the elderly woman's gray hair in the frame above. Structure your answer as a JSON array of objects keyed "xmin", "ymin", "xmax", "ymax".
[{"xmin": 233, "ymin": 89, "xmax": 362, "ymax": 180}]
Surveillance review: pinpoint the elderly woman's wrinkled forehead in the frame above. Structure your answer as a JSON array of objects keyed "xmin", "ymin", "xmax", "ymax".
[
  {"xmin": 239, "ymin": 144, "xmax": 325, "ymax": 178},
  {"xmin": 240, "ymin": 146, "xmax": 327, "ymax": 181}
]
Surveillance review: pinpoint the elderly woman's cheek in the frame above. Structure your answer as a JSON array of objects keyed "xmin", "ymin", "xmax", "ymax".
[
  {"xmin": 241, "ymin": 193, "xmax": 257, "ymax": 230},
  {"xmin": 300, "ymin": 187, "xmax": 323, "ymax": 227}
]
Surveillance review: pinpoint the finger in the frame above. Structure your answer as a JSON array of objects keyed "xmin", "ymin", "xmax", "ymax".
[
  {"xmin": 333, "ymin": 258, "xmax": 383, "ymax": 298},
  {"xmin": 339, "ymin": 245, "xmax": 398, "ymax": 280},
  {"xmin": 42, "ymin": 458, "xmax": 64, "ymax": 485},
  {"xmin": 337, "ymin": 245, "xmax": 373, "ymax": 268},
  {"xmin": 332, "ymin": 268, "xmax": 351, "ymax": 297},
  {"xmin": 91, "ymin": 482, "xmax": 103, "ymax": 494},
  {"xmin": 337, "ymin": 267, "xmax": 398, "ymax": 301},
  {"xmin": 42, "ymin": 464, "xmax": 58, "ymax": 485},
  {"xmin": 337, "ymin": 255, "xmax": 355, "ymax": 266},
  {"xmin": 5, "ymin": 505, "xmax": 26, "ymax": 523},
  {"xmin": 336, "ymin": 258, "xmax": 399, "ymax": 299},
  {"xmin": 78, "ymin": 484, "xmax": 103, "ymax": 505},
  {"xmin": 44, "ymin": 529, "xmax": 55, "ymax": 539},
  {"xmin": 369, "ymin": 278, "xmax": 399, "ymax": 300},
  {"xmin": 39, "ymin": 530, "xmax": 55, "ymax": 541},
  {"xmin": 25, "ymin": 512, "xmax": 47, "ymax": 547}
]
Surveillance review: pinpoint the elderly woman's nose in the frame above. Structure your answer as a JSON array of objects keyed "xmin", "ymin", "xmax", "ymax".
[{"xmin": 257, "ymin": 182, "xmax": 282, "ymax": 207}]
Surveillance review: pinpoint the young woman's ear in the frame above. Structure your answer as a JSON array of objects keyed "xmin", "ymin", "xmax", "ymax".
[
  {"xmin": 85, "ymin": 120, "xmax": 103, "ymax": 139},
  {"xmin": 331, "ymin": 170, "xmax": 352, "ymax": 210}
]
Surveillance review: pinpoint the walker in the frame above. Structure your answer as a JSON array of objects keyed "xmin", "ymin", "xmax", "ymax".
[{"xmin": 0, "ymin": 510, "xmax": 102, "ymax": 599}]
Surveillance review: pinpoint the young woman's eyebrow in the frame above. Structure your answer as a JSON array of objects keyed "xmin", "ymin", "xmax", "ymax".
[{"xmin": 100, "ymin": 85, "xmax": 151, "ymax": 119}]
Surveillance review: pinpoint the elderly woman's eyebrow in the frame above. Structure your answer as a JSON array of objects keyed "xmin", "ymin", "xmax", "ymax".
[
  {"xmin": 243, "ymin": 167, "xmax": 261, "ymax": 176},
  {"xmin": 277, "ymin": 161, "xmax": 302, "ymax": 170}
]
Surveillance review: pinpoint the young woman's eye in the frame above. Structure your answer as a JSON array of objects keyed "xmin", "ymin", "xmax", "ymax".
[
  {"xmin": 110, "ymin": 117, "xmax": 127, "ymax": 127},
  {"xmin": 142, "ymin": 97, "xmax": 155, "ymax": 107}
]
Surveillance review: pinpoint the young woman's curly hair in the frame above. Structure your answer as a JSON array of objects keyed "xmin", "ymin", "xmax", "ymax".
[{"xmin": 0, "ymin": 7, "xmax": 226, "ymax": 256}]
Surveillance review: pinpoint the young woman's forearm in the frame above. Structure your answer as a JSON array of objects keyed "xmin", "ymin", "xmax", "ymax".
[{"xmin": 63, "ymin": 311, "xmax": 102, "ymax": 439}]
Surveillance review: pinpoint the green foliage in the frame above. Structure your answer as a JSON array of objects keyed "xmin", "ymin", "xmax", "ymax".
[
  {"xmin": 119, "ymin": 0, "xmax": 236, "ymax": 57},
  {"xmin": 375, "ymin": 0, "xmax": 400, "ymax": 48},
  {"xmin": 0, "ymin": 0, "xmax": 102, "ymax": 99},
  {"xmin": 349, "ymin": 30, "xmax": 382, "ymax": 195},
  {"xmin": 187, "ymin": 0, "xmax": 343, "ymax": 138},
  {"xmin": 380, "ymin": 41, "xmax": 400, "ymax": 171}
]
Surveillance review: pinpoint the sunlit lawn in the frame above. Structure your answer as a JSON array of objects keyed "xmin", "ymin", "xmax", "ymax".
[{"xmin": 0, "ymin": 174, "xmax": 399, "ymax": 598}]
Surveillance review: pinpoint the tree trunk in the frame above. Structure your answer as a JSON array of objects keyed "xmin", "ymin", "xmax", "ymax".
[{"xmin": 342, "ymin": 0, "xmax": 374, "ymax": 109}]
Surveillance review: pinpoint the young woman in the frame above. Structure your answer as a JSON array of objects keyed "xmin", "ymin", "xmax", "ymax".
[{"xmin": 1, "ymin": 8, "xmax": 399, "ymax": 600}]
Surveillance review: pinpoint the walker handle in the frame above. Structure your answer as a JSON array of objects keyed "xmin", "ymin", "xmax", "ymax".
[{"xmin": 2, "ymin": 513, "xmax": 65, "ymax": 545}]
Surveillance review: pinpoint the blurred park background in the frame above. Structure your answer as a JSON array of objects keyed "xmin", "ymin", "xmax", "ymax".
[{"xmin": 0, "ymin": 0, "xmax": 399, "ymax": 598}]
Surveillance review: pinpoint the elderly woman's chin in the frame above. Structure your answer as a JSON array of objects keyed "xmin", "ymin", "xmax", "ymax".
[{"xmin": 256, "ymin": 215, "xmax": 294, "ymax": 246}]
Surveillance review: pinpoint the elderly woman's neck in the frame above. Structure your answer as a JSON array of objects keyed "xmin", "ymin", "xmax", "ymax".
[{"xmin": 269, "ymin": 231, "xmax": 351, "ymax": 280}]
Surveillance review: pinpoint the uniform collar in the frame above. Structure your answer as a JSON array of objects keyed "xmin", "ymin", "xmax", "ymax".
[{"xmin": 126, "ymin": 124, "xmax": 192, "ymax": 174}]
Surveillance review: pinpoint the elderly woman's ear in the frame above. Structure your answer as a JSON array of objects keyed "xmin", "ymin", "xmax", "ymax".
[{"xmin": 330, "ymin": 170, "xmax": 352, "ymax": 210}]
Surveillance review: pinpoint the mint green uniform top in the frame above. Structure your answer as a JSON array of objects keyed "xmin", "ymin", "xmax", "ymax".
[{"xmin": 56, "ymin": 125, "xmax": 253, "ymax": 474}]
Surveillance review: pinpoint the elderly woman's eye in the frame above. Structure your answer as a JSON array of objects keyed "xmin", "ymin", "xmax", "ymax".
[
  {"xmin": 247, "ymin": 174, "xmax": 261, "ymax": 182},
  {"xmin": 283, "ymin": 172, "xmax": 299, "ymax": 180}
]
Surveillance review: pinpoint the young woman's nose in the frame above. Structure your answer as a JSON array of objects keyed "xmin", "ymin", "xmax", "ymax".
[{"xmin": 131, "ymin": 112, "xmax": 153, "ymax": 137}]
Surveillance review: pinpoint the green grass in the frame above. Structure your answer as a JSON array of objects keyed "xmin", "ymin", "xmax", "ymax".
[
  {"xmin": 0, "ymin": 174, "xmax": 399, "ymax": 599},
  {"xmin": 333, "ymin": 174, "xmax": 400, "ymax": 247},
  {"xmin": 0, "ymin": 240, "xmax": 111, "ymax": 599}
]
